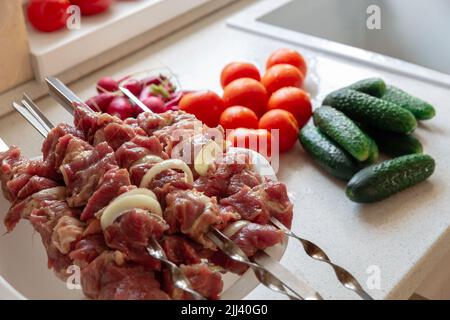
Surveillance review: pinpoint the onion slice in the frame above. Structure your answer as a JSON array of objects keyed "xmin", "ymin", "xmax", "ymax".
[
  {"xmin": 131, "ymin": 155, "xmax": 163, "ymax": 168},
  {"xmin": 223, "ymin": 220, "xmax": 250, "ymax": 238},
  {"xmin": 139, "ymin": 159, "xmax": 193, "ymax": 188},
  {"xmin": 101, "ymin": 194, "xmax": 162, "ymax": 230},
  {"xmin": 115, "ymin": 188, "xmax": 157, "ymax": 201},
  {"xmin": 194, "ymin": 140, "xmax": 222, "ymax": 176}
]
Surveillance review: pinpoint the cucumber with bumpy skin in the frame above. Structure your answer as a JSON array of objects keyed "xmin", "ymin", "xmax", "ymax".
[
  {"xmin": 300, "ymin": 125, "xmax": 359, "ymax": 180},
  {"xmin": 314, "ymin": 106, "xmax": 371, "ymax": 161},
  {"xmin": 360, "ymin": 136, "xmax": 379, "ymax": 167},
  {"xmin": 346, "ymin": 154, "xmax": 435, "ymax": 203},
  {"xmin": 348, "ymin": 78, "xmax": 387, "ymax": 98},
  {"xmin": 382, "ymin": 85, "xmax": 436, "ymax": 120},
  {"xmin": 368, "ymin": 129, "xmax": 423, "ymax": 157},
  {"xmin": 323, "ymin": 89, "xmax": 417, "ymax": 134}
]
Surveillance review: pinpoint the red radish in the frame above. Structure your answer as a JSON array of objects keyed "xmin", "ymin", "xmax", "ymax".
[
  {"xmin": 122, "ymin": 79, "xmax": 142, "ymax": 96},
  {"xmin": 141, "ymin": 96, "xmax": 166, "ymax": 114},
  {"xmin": 140, "ymin": 75, "xmax": 163, "ymax": 87},
  {"xmin": 85, "ymin": 93, "xmax": 115, "ymax": 112},
  {"xmin": 107, "ymin": 96, "xmax": 134, "ymax": 120},
  {"xmin": 97, "ymin": 77, "xmax": 119, "ymax": 93},
  {"xmin": 139, "ymin": 85, "xmax": 153, "ymax": 101}
]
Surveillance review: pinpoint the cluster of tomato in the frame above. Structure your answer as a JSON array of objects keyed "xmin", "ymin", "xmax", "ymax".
[
  {"xmin": 179, "ymin": 48, "xmax": 312, "ymax": 154},
  {"xmin": 27, "ymin": 0, "xmax": 115, "ymax": 32}
]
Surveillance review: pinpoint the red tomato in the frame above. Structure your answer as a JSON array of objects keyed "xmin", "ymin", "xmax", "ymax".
[
  {"xmin": 27, "ymin": 0, "xmax": 70, "ymax": 33},
  {"xmin": 70, "ymin": 0, "xmax": 113, "ymax": 16},
  {"xmin": 268, "ymin": 87, "xmax": 312, "ymax": 129},
  {"xmin": 220, "ymin": 62, "xmax": 261, "ymax": 88},
  {"xmin": 262, "ymin": 64, "xmax": 304, "ymax": 95},
  {"xmin": 223, "ymin": 78, "xmax": 268, "ymax": 117},
  {"xmin": 267, "ymin": 48, "xmax": 308, "ymax": 76},
  {"xmin": 259, "ymin": 109, "xmax": 299, "ymax": 153},
  {"xmin": 226, "ymin": 128, "xmax": 272, "ymax": 157},
  {"xmin": 179, "ymin": 91, "xmax": 225, "ymax": 127},
  {"xmin": 219, "ymin": 106, "xmax": 259, "ymax": 130}
]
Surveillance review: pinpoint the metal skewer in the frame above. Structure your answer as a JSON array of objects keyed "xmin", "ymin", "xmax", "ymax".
[
  {"xmin": 44, "ymin": 76, "xmax": 321, "ymax": 300},
  {"xmin": 12, "ymin": 102, "xmax": 50, "ymax": 137},
  {"xmin": 147, "ymin": 238, "xmax": 205, "ymax": 300},
  {"xmin": 270, "ymin": 217, "xmax": 372, "ymax": 300}
]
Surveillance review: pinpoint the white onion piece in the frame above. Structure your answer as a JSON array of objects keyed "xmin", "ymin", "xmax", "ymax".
[
  {"xmin": 139, "ymin": 159, "xmax": 194, "ymax": 188},
  {"xmin": 227, "ymin": 147, "xmax": 278, "ymax": 182},
  {"xmin": 194, "ymin": 140, "xmax": 222, "ymax": 176},
  {"xmin": 223, "ymin": 220, "xmax": 250, "ymax": 238},
  {"xmin": 101, "ymin": 194, "xmax": 162, "ymax": 230},
  {"xmin": 131, "ymin": 155, "xmax": 163, "ymax": 168},
  {"xmin": 115, "ymin": 188, "xmax": 157, "ymax": 201}
]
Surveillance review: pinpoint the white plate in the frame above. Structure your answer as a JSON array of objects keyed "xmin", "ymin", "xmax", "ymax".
[{"xmin": 0, "ymin": 149, "xmax": 288, "ymax": 300}]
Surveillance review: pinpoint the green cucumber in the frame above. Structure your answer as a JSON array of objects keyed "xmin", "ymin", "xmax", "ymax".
[
  {"xmin": 382, "ymin": 85, "xmax": 436, "ymax": 120},
  {"xmin": 323, "ymin": 89, "xmax": 417, "ymax": 134},
  {"xmin": 360, "ymin": 136, "xmax": 379, "ymax": 167},
  {"xmin": 346, "ymin": 154, "xmax": 435, "ymax": 203},
  {"xmin": 348, "ymin": 78, "xmax": 387, "ymax": 98},
  {"xmin": 313, "ymin": 106, "xmax": 371, "ymax": 161},
  {"xmin": 368, "ymin": 129, "xmax": 423, "ymax": 157},
  {"xmin": 299, "ymin": 125, "xmax": 359, "ymax": 180}
]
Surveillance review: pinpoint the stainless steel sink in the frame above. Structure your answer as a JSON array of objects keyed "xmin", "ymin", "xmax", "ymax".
[{"xmin": 228, "ymin": 0, "xmax": 450, "ymax": 87}]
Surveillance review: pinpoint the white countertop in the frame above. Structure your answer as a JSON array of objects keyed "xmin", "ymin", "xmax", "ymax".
[{"xmin": 1, "ymin": 0, "xmax": 449, "ymax": 300}]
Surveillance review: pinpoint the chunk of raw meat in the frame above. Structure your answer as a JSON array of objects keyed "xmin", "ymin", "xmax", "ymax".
[
  {"xmin": 162, "ymin": 263, "xmax": 223, "ymax": 300},
  {"xmin": 61, "ymin": 142, "xmax": 117, "ymax": 207},
  {"xmin": 29, "ymin": 200, "xmax": 82, "ymax": 279},
  {"xmin": 161, "ymin": 235, "xmax": 202, "ymax": 265},
  {"xmin": 80, "ymin": 167, "xmax": 131, "ymax": 221},
  {"xmin": 210, "ymin": 222, "xmax": 284, "ymax": 275},
  {"xmin": 4, "ymin": 186, "xmax": 66, "ymax": 232},
  {"xmin": 81, "ymin": 251, "xmax": 170, "ymax": 300},
  {"xmin": 164, "ymin": 190, "xmax": 220, "ymax": 249},
  {"xmin": 104, "ymin": 209, "xmax": 169, "ymax": 269}
]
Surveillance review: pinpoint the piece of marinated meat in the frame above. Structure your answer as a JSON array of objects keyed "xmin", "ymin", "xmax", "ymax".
[
  {"xmin": 135, "ymin": 110, "xmax": 195, "ymax": 136},
  {"xmin": 194, "ymin": 153, "xmax": 261, "ymax": 198},
  {"xmin": 162, "ymin": 263, "xmax": 223, "ymax": 300},
  {"xmin": 219, "ymin": 181, "xmax": 293, "ymax": 228},
  {"xmin": 115, "ymin": 135, "xmax": 167, "ymax": 169},
  {"xmin": 4, "ymin": 186, "xmax": 66, "ymax": 232},
  {"xmin": 42, "ymin": 124, "xmax": 85, "ymax": 174},
  {"xmin": 219, "ymin": 186, "xmax": 270, "ymax": 225},
  {"xmin": 0, "ymin": 146, "xmax": 29, "ymax": 200},
  {"xmin": 93, "ymin": 122, "xmax": 146, "ymax": 151},
  {"xmin": 151, "ymin": 113, "xmax": 209, "ymax": 155},
  {"xmin": 42, "ymin": 124, "xmax": 84, "ymax": 161},
  {"xmin": 70, "ymin": 234, "xmax": 108, "ymax": 268},
  {"xmin": 80, "ymin": 168, "xmax": 131, "ymax": 221},
  {"xmin": 81, "ymin": 251, "xmax": 170, "ymax": 300},
  {"xmin": 180, "ymin": 264, "xmax": 223, "ymax": 300},
  {"xmin": 161, "ymin": 235, "xmax": 202, "ymax": 265},
  {"xmin": 61, "ymin": 142, "xmax": 117, "ymax": 207},
  {"xmin": 104, "ymin": 209, "xmax": 169, "ymax": 270},
  {"xmin": 210, "ymin": 222, "xmax": 284, "ymax": 275},
  {"xmin": 74, "ymin": 104, "xmax": 121, "ymax": 144},
  {"xmin": 164, "ymin": 190, "xmax": 221, "ymax": 249},
  {"xmin": 29, "ymin": 200, "xmax": 83, "ymax": 279},
  {"xmin": 55, "ymin": 135, "xmax": 93, "ymax": 170},
  {"xmin": 0, "ymin": 147, "xmax": 59, "ymax": 201},
  {"xmin": 258, "ymin": 181, "xmax": 293, "ymax": 228}
]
